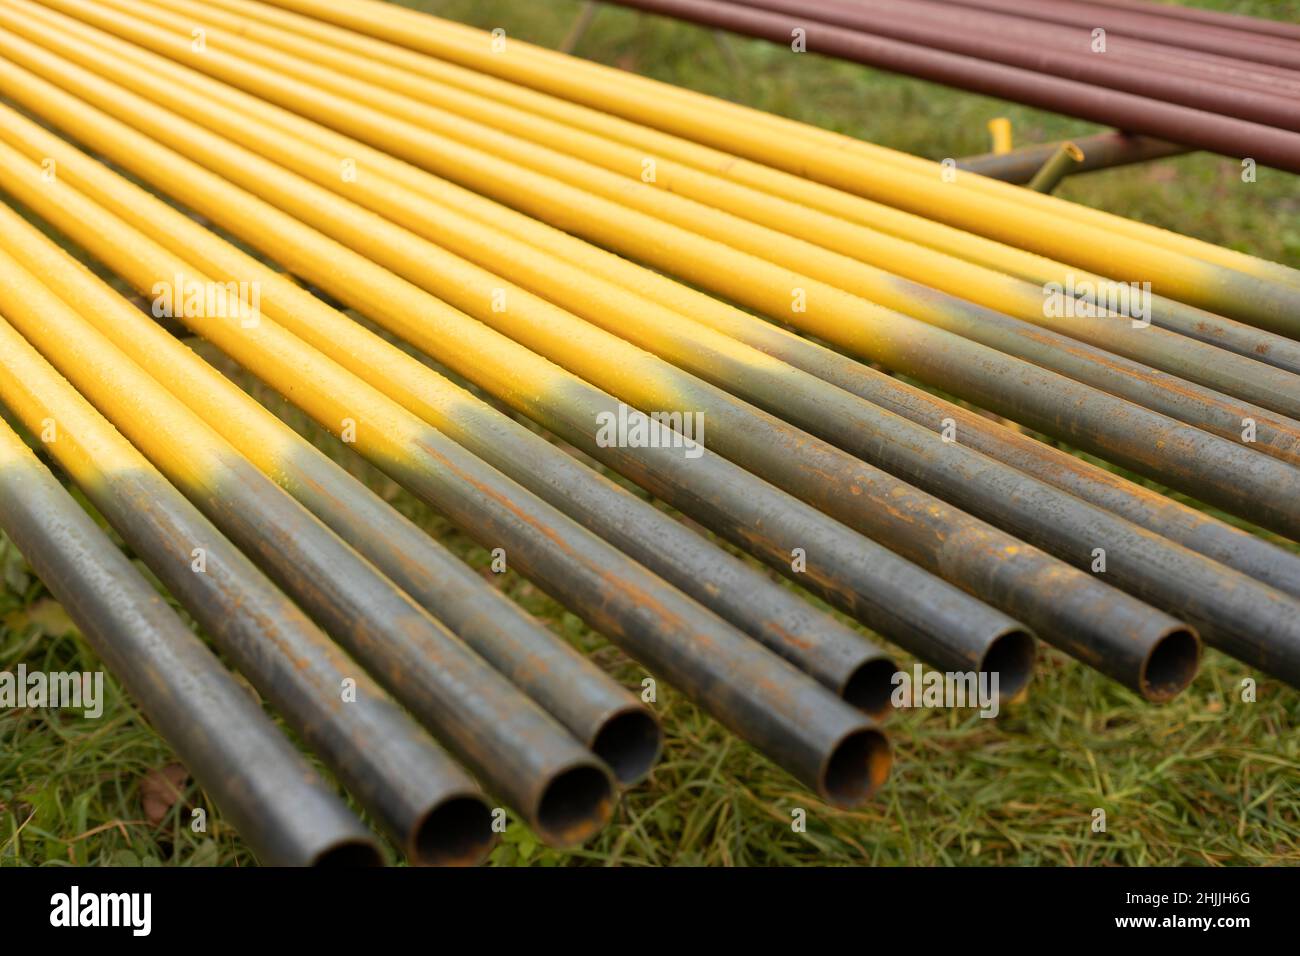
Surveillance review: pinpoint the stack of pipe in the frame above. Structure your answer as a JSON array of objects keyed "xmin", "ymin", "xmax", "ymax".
[
  {"xmin": 592, "ymin": 0, "xmax": 1300, "ymax": 172},
  {"xmin": 0, "ymin": 0, "xmax": 1296, "ymax": 863}
]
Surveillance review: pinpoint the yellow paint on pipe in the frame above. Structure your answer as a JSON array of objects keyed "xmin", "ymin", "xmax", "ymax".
[
  {"xmin": 143, "ymin": 0, "xmax": 1098, "ymax": 291},
  {"xmin": 987, "ymin": 118, "xmax": 1013, "ymax": 156},
  {"xmin": 0, "ymin": 28, "xmax": 961, "ymax": 427},
  {"xmin": 6, "ymin": 11, "xmax": 1296, "ymax": 448},
  {"xmin": 0, "ymin": 151, "xmax": 455, "ymax": 510},
  {"xmin": 0, "ymin": 94, "xmax": 608, "ymax": 457},
  {"xmin": 84, "ymin": 0, "xmax": 1300, "ymax": 420},
  {"xmin": 227, "ymin": 0, "xmax": 1300, "ymax": 293},
  {"xmin": 7, "ymin": 21, "xmax": 1295, "ymax": 545},
  {"xmin": 0, "ymin": 198, "xmax": 335, "ymax": 506},
  {"xmin": 46, "ymin": 0, "xmax": 1300, "ymax": 343},
  {"xmin": 0, "ymin": 316, "xmax": 145, "ymax": 485},
  {"xmin": 0, "ymin": 250, "xmax": 271, "ymax": 511},
  {"xmin": 68, "ymin": 0, "xmax": 1053, "ymax": 313}
]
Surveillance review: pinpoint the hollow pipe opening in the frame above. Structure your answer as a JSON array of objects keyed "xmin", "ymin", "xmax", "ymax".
[
  {"xmin": 1140, "ymin": 627, "xmax": 1201, "ymax": 702},
  {"xmin": 310, "ymin": 838, "xmax": 385, "ymax": 868},
  {"xmin": 842, "ymin": 656, "xmax": 900, "ymax": 720},
  {"xmin": 590, "ymin": 706, "xmax": 663, "ymax": 787},
  {"xmin": 410, "ymin": 795, "xmax": 496, "ymax": 867},
  {"xmin": 535, "ymin": 763, "xmax": 615, "ymax": 847},
  {"xmin": 980, "ymin": 628, "xmax": 1037, "ymax": 700},
  {"xmin": 820, "ymin": 726, "xmax": 892, "ymax": 808}
]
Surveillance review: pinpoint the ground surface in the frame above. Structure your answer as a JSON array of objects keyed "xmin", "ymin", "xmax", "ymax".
[{"xmin": 2, "ymin": 0, "xmax": 1297, "ymax": 866}]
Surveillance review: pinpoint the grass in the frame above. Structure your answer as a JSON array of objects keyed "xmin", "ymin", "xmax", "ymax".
[{"xmin": 3, "ymin": 0, "xmax": 1299, "ymax": 867}]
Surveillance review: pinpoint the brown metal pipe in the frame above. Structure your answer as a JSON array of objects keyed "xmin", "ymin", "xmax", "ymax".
[
  {"xmin": 725, "ymin": 0, "xmax": 1300, "ymax": 131},
  {"xmin": 934, "ymin": 0, "xmax": 1300, "ymax": 70},
  {"xmin": 817, "ymin": 0, "xmax": 1300, "ymax": 96},
  {"xmin": 602, "ymin": 0, "xmax": 1300, "ymax": 171},
  {"xmin": 708, "ymin": 0, "xmax": 1300, "ymax": 98},
  {"xmin": 1086, "ymin": 0, "xmax": 1300, "ymax": 44}
]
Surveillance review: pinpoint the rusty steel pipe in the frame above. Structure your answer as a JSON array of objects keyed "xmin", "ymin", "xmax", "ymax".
[
  {"xmin": 0, "ymin": 86, "xmax": 1026, "ymax": 712},
  {"xmin": 0, "ymin": 200, "xmax": 659, "ymax": 788},
  {"xmin": 0, "ymin": 243, "xmax": 618, "ymax": 847},
  {"xmin": 0, "ymin": 105, "xmax": 909, "ymax": 722},
  {"xmin": 23, "ymin": 22, "xmax": 1297, "ymax": 540},
  {"xmin": 0, "ymin": 37, "xmax": 1213, "ymax": 699},
  {"xmin": 47, "ymin": 0, "xmax": 1300, "ymax": 430},
  {"xmin": 126, "ymin": 0, "xmax": 1300, "ymax": 370},
  {"xmin": 0, "ymin": 154, "xmax": 890, "ymax": 811},
  {"xmin": 649, "ymin": 292, "xmax": 1300, "ymax": 602},
  {"xmin": 0, "ymin": 418, "xmax": 381, "ymax": 867},
  {"xmin": 0, "ymin": 315, "xmax": 494, "ymax": 866}
]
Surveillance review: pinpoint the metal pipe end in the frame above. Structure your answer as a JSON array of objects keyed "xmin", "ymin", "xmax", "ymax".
[
  {"xmin": 534, "ymin": 762, "xmax": 616, "ymax": 847},
  {"xmin": 819, "ymin": 726, "xmax": 892, "ymax": 808},
  {"xmin": 590, "ymin": 704, "xmax": 663, "ymax": 787},
  {"xmin": 1139, "ymin": 626, "xmax": 1201, "ymax": 703},
  {"xmin": 411, "ymin": 795, "xmax": 497, "ymax": 867},
  {"xmin": 841, "ymin": 655, "xmax": 901, "ymax": 720},
  {"xmin": 310, "ymin": 838, "xmax": 385, "ymax": 868},
  {"xmin": 980, "ymin": 627, "xmax": 1037, "ymax": 701}
]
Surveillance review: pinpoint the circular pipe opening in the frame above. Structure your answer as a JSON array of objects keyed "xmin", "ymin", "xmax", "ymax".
[
  {"xmin": 311, "ymin": 839, "xmax": 384, "ymax": 868},
  {"xmin": 412, "ymin": 796, "xmax": 496, "ymax": 867},
  {"xmin": 979, "ymin": 628, "xmax": 1037, "ymax": 700},
  {"xmin": 591, "ymin": 707, "xmax": 663, "ymax": 787},
  {"xmin": 535, "ymin": 764, "xmax": 614, "ymax": 847},
  {"xmin": 820, "ymin": 727, "xmax": 892, "ymax": 808},
  {"xmin": 1140, "ymin": 627, "xmax": 1200, "ymax": 702},
  {"xmin": 842, "ymin": 656, "xmax": 900, "ymax": 720}
]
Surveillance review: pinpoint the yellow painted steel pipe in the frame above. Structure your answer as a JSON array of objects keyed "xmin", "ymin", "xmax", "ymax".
[
  {"xmin": 71, "ymin": 0, "xmax": 1300, "ymax": 422},
  {"xmin": 0, "ymin": 37, "xmax": 1172, "ymax": 672},
  {"xmin": 15, "ymin": 29, "xmax": 1300, "ymax": 697},
  {"xmin": 5, "ymin": 22, "xmax": 1297, "ymax": 541},
  {"xmin": 0, "ymin": 109, "xmax": 918, "ymax": 722},
  {"xmin": 97, "ymin": 0, "xmax": 1300, "ymax": 372},
  {"xmin": 43, "ymin": 26, "xmax": 1284, "ymax": 597},
  {"xmin": 0, "ymin": 308, "xmax": 493, "ymax": 865},
  {"xmin": 0, "ymin": 199, "xmax": 660, "ymax": 788},
  {"xmin": 28, "ymin": 9, "xmax": 1293, "ymax": 471},
  {"xmin": 0, "ymin": 237, "xmax": 620, "ymax": 849},
  {"xmin": 234, "ymin": 0, "xmax": 1300, "ymax": 300},
  {"xmin": 0, "ymin": 53, "xmax": 1042, "ymax": 701},
  {"xmin": 0, "ymin": 149, "xmax": 891, "ymax": 810}
]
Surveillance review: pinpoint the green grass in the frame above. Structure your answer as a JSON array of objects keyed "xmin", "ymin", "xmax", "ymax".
[{"xmin": 3, "ymin": 0, "xmax": 1299, "ymax": 867}]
